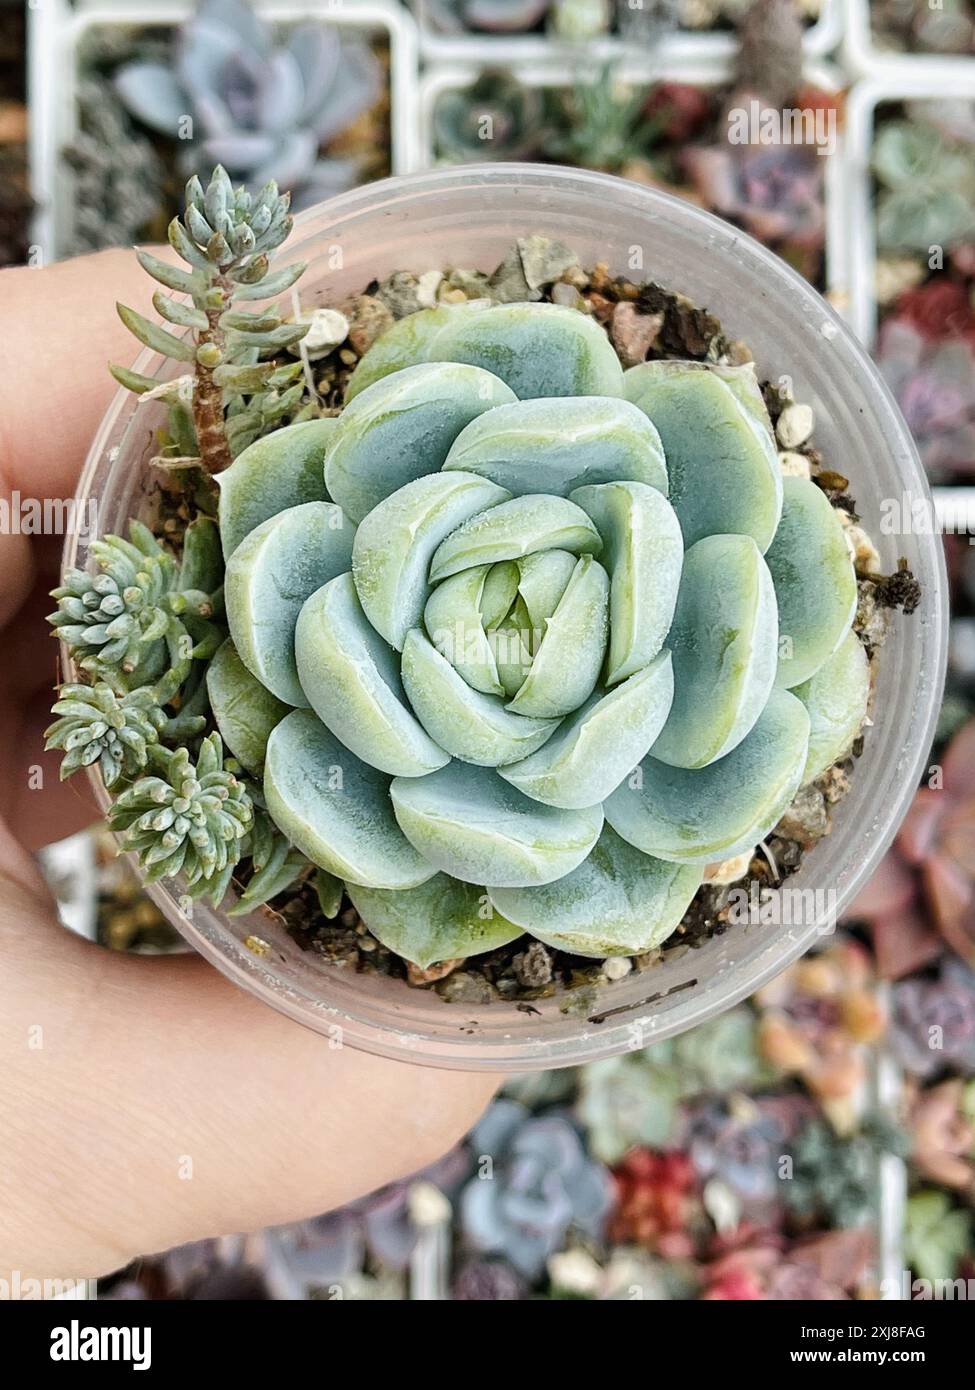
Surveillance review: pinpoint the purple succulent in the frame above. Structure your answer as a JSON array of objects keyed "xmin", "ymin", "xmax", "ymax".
[
  {"xmin": 421, "ymin": 0, "xmax": 551, "ymax": 34},
  {"xmin": 460, "ymin": 1100, "xmax": 613, "ymax": 1280},
  {"xmin": 683, "ymin": 139, "xmax": 826, "ymax": 251},
  {"xmin": 874, "ymin": 317, "xmax": 975, "ymax": 479},
  {"xmin": 114, "ymin": 0, "xmax": 381, "ymax": 207},
  {"xmin": 680, "ymin": 1095, "xmax": 813, "ymax": 1220},
  {"xmin": 891, "ymin": 959, "xmax": 975, "ymax": 1079}
]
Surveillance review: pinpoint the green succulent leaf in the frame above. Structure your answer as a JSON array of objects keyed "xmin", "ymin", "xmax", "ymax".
[
  {"xmin": 206, "ymin": 638, "xmax": 288, "ymax": 775},
  {"xmin": 295, "ymin": 574, "xmax": 450, "ymax": 777},
  {"xmin": 442, "ymin": 396, "xmax": 667, "ymax": 497},
  {"xmin": 766, "ymin": 476, "xmax": 858, "ymax": 689},
  {"xmin": 217, "ymin": 417, "xmax": 336, "ymax": 558},
  {"xmin": 352, "ymin": 472, "xmax": 510, "ymax": 651},
  {"xmin": 324, "ymin": 362, "xmax": 517, "ymax": 523},
  {"xmin": 428, "ymin": 302, "xmax": 625, "ymax": 399},
  {"xmin": 390, "ymin": 762, "xmax": 603, "ymax": 888},
  {"xmin": 793, "ymin": 630, "xmax": 870, "ymax": 785},
  {"xmin": 624, "ymin": 361, "xmax": 781, "ymax": 551},
  {"xmin": 264, "ymin": 711, "xmax": 436, "ymax": 890},
  {"xmin": 225, "ymin": 500, "xmax": 356, "ymax": 706},
  {"xmin": 605, "ymin": 688, "xmax": 810, "ymax": 864},
  {"xmin": 650, "ymin": 533, "xmax": 778, "ymax": 770},
  {"xmin": 429, "ymin": 494, "xmax": 603, "ymax": 583},
  {"xmin": 499, "ymin": 650, "xmax": 674, "ymax": 809},
  {"xmin": 504, "ymin": 554, "xmax": 609, "ymax": 718},
  {"xmin": 344, "ymin": 303, "xmax": 492, "ymax": 401},
  {"xmin": 348, "ymin": 874, "xmax": 524, "ymax": 969},
  {"xmin": 489, "ymin": 827, "xmax": 703, "ymax": 958}
]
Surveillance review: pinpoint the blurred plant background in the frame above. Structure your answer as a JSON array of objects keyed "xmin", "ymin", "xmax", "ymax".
[{"xmin": 11, "ymin": 0, "xmax": 975, "ymax": 1299}]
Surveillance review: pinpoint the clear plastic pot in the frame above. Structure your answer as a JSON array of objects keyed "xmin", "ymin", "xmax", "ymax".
[{"xmin": 64, "ymin": 165, "xmax": 948, "ymax": 1071}]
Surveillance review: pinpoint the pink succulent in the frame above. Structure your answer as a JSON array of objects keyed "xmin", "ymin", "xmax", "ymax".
[{"xmin": 846, "ymin": 718, "xmax": 975, "ymax": 976}]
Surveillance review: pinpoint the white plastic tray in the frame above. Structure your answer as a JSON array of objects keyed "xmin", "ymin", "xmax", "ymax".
[
  {"xmin": 28, "ymin": 0, "xmax": 421, "ymax": 259},
  {"xmin": 413, "ymin": 0, "xmax": 843, "ymax": 65},
  {"xmin": 419, "ymin": 56, "xmax": 847, "ymax": 295}
]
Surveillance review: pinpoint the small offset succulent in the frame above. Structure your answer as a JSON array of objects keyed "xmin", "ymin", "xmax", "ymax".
[
  {"xmin": 45, "ymin": 684, "xmax": 168, "ymax": 789},
  {"xmin": 459, "ymin": 1100, "xmax": 613, "ymax": 1279},
  {"xmin": 110, "ymin": 165, "xmax": 314, "ymax": 475},
  {"xmin": 107, "ymin": 734, "xmax": 253, "ymax": 895},
  {"xmin": 114, "ymin": 0, "xmax": 381, "ymax": 208},
  {"xmin": 872, "ymin": 116, "xmax": 975, "ymax": 253},
  {"xmin": 210, "ymin": 295, "xmax": 862, "ymax": 964}
]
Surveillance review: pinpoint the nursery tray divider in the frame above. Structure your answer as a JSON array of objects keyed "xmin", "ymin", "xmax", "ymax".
[{"xmin": 29, "ymin": 0, "xmax": 421, "ymax": 259}]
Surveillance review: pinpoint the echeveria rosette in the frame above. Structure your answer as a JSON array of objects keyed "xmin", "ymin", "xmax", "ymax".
[{"xmin": 213, "ymin": 300, "xmax": 864, "ymax": 966}]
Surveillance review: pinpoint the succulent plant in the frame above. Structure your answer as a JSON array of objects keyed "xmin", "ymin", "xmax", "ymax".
[
  {"xmin": 549, "ymin": 0, "xmax": 613, "ymax": 41},
  {"xmin": 433, "ymin": 73, "xmax": 545, "ymax": 163},
  {"xmin": 615, "ymin": 0, "xmax": 681, "ymax": 43},
  {"xmin": 107, "ymin": 733, "xmax": 253, "ymax": 898},
  {"xmin": 608, "ymin": 1149, "xmax": 699, "ymax": 1255},
  {"xmin": 681, "ymin": 1094, "xmax": 813, "ymax": 1222},
  {"xmin": 114, "ymin": 0, "xmax": 381, "ymax": 207},
  {"xmin": 577, "ymin": 1007, "xmax": 770, "ymax": 1161},
  {"xmin": 871, "ymin": 0, "xmax": 975, "ymax": 57},
  {"xmin": 110, "ymin": 165, "xmax": 315, "ymax": 476},
  {"xmin": 701, "ymin": 1227, "xmax": 873, "ymax": 1301},
  {"xmin": 872, "ymin": 117, "xmax": 975, "ymax": 253},
  {"xmin": 48, "ymin": 519, "xmax": 224, "ymax": 690},
  {"xmin": 460, "ymin": 1100, "xmax": 613, "ymax": 1279},
  {"xmin": 208, "ymin": 294, "xmax": 861, "ymax": 965},
  {"xmin": 45, "ymin": 683, "xmax": 168, "ymax": 789},
  {"xmin": 874, "ymin": 314, "xmax": 975, "ymax": 481},
  {"xmin": 908, "ymin": 1078, "xmax": 975, "ymax": 1192},
  {"xmin": 682, "ymin": 111, "xmax": 827, "ymax": 261},
  {"xmin": 847, "ymin": 720, "xmax": 975, "ymax": 974},
  {"xmin": 63, "ymin": 80, "xmax": 167, "ymax": 255},
  {"xmin": 781, "ymin": 1116, "xmax": 907, "ymax": 1229},
  {"xmin": 421, "ymin": 0, "xmax": 552, "ymax": 32},
  {"xmin": 547, "ymin": 68, "xmax": 653, "ymax": 173},
  {"xmin": 891, "ymin": 959, "xmax": 975, "ymax": 1079},
  {"xmin": 905, "ymin": 1190, "xmax": 973, "ymax": 1284}
]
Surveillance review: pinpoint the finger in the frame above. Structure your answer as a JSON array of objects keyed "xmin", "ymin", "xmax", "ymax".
[
  {"xmin": 1, "ymin": 892, "xmax": 500, "ymax": 1278},
  {"xmin": 0, "ymin": 250, "xmax": 165, "ymax": 503}
]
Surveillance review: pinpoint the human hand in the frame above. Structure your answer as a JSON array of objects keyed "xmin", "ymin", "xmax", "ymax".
[{"xmin": 0, "ymin": 252, "xmax": 499, "ymax": 1282}]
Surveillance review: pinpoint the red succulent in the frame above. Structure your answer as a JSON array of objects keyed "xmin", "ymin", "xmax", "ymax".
[{"xmin": 609, "ymin": 1149, "xmax": 698, "ymax": 1256}]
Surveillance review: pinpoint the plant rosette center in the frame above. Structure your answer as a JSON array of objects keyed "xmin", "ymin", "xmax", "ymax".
[{"xmin": 206, "ymin": 298, "xmax": 865, "ymax": 969}]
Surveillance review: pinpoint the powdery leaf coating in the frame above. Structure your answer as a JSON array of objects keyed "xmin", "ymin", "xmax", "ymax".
[
  {"xmin": 489, "ymin": 827, "xmax": 703, "ymax": 956},
  {"xmin": 324, "ymin": 362, "xmax": 516, "ymax": 523},
  {"xmin": 605, "ymin": 688, "xmax": 810, "ymax": 864},
  {"xmin": 352, "ymin": 471, "xmax": 509, "ymax": 650},
  {"xmin": 217, "ymin": 417, "xmax": 335, "ymax": 558},
  {"xmin": 390, "ymin": 762, "xmax": 604, "ymax": 888},
  {"xmin": 428, "ymin": 302, "xmax": 625, "ymax": 399},
  {"xmin": 650, "ymin": 533, "xmax": 778, "ymax": 769},
  {"xmin": 295, "ymin": 573, "xmax": 449, "ymax": 777},
  {"xmin": 212, "ymin": 300, "xmax": 866, "ymax": 962},
  {"xmin": 429, "ymin": 493, "xmax": 603, "ymax": 583},
  {"xmin": 401, "ymin": 627, "xmax": 559, "ymax": 767},
  {"xmin": 347, "ymin": 874, "xmax": 524, "ymax": 969},
  {"xmin": 225, "ymin": 500, "xmax": 355, "ymax": 706},
  {"xmin": 443, "ymin": 395, "xmax": 667, "ymax": 497},
  {"xmin": 793, "ymin": 630, "xmax": 870, "ymax": 785},
  {"xmin": 264, "ymin": 710, "xmax": 436, "ymax": 889},
  {"xmin": 571, "ymin": 479, "xmax": 683, "ymax": 686},
  {"xmin": 624, "ymin": 361, "xmax": 782, "ymax": 551},
  {"xmin": 766, "ymin": 476, "xmax": 858, "ymax": 689},
  {"xmin": 499, "ymin": 651, "xmax": 674, "ymax": 809}
]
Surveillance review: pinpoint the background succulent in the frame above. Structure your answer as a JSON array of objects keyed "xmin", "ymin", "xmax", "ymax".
[
  {"xmin": 113, "ymin": 0, "xmax": 382, "ymax": 208},
  {"xmin": 459, "ymin": 1100, "xmax": 613, "ymax": 1278},
  {"xmin": 872, "ymin": 115, "xmax": 975, "ymax": 253},
  {"xmin": 904, "ymin": 1189, "xmax": 973, "ymax": 1284},
  {"xmin": 874, "ymin": 314, "xmax": 975, "ymax": 481},
  {"xmin": 421, "ymin": 0, "xmax": 552, "ymax": 32},
  {"xmin": 433, "ymin": 72, "xmax": 545, "ymax": 163},
  {"xmin": 208, "ymin": 295, "xmax": 861, "ymax": 965},
  {"xmin": 891, "ymin": 960, "xmax": 975, "ymax": 1079}
]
